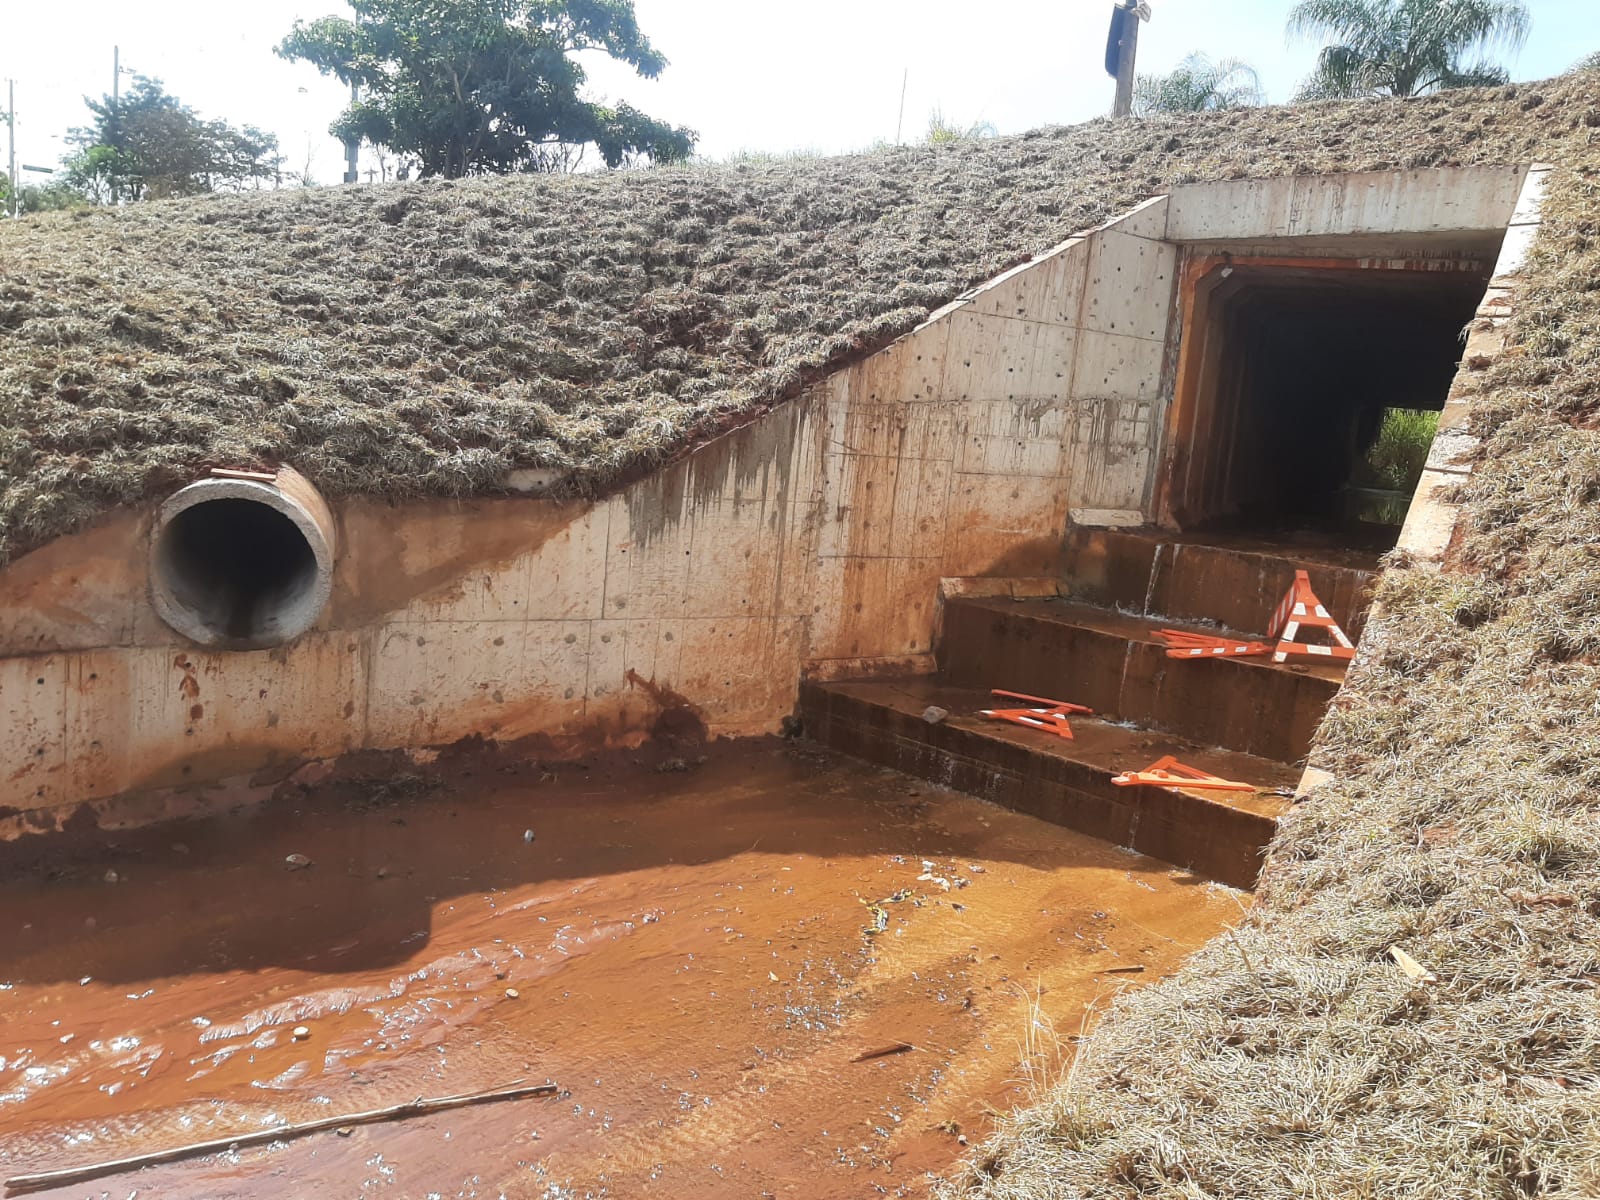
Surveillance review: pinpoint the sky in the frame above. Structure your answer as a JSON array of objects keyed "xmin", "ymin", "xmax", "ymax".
[{"xmin": 4, "ymin": 0, "xmax": 1600, "ymax": 185}]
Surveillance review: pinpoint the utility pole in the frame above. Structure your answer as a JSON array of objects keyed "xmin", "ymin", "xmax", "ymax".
[
  {"xmin": 342, "ymin": 80, "xmax": 359, "ymax": 184},
  {"xmin": 1107, "ymin": 1, "xmax": 1152, "ymax": 118},
  {"xmin": 113, "ymin": 46, "xmax": 120, "ymax": 103},
  {"xmin": 6, "ymin": 80, "xmax": 16, "ymax": 220}
]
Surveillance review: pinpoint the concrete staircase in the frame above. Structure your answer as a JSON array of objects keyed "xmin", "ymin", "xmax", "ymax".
[{"xmin": 800, "ymin": 527, "xmax": 1378, "ymax": 889}]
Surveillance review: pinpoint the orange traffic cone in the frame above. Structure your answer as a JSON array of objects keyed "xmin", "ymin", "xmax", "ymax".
[
  {"xmin": 1157, "ymin": 629, "xmax": 1271, "ymax": 659},
  {"xmin": 1268, "ymin": 570, "xmax": 1355, "ymax": 663},
  {"xmin": 1111, "ymin": 755, "xmax": 1253, "ymax": 791},
  {"xmin": 1267, "ymin": 576, "xmax": 1356, "ymax": 668},
  {"xmin": 980, "ymin": 690, "xmax": 1093, "ymax": 740}
]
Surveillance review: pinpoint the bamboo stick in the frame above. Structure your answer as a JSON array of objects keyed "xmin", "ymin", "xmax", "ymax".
[{"xmin": 4, "ymin": 1079, "xmax": 559, "ymax": 1196}]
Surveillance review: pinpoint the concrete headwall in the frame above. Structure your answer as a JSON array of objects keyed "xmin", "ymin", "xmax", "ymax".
[
  {"xmin": 0, "ymin": 165, "xmax": 1533, "ymax": 824},
  {"xmin": 0, "ymin": 193, "xmax": 1178, "ymax": 824}
]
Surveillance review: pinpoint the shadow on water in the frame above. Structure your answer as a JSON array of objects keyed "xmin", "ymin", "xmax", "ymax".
[{"xmin": 0, "ymin": 736, "xmax": 1200, "ymax": 988}]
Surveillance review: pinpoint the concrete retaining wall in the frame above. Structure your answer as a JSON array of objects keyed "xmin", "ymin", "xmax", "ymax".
[{"xmin": 0, "ymin": 165, "xmax": 1536, "ymax": 825}]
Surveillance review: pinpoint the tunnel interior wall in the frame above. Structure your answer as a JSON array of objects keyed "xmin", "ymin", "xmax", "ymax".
[
  {"xmin": 1164, "ymin": 259, "xmax": 1494, "ymax": 531},
  {"xmin": 0, "ymin": 165, "xmax": 1537, "ymax": 826}
]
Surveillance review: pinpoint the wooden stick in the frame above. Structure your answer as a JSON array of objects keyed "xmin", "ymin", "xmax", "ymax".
[
  {"xmin": 850, "ymin": 1042, "xmax": 915, "ymax": 1063},
  {"xmin": 4, "ymin": 1079, "xmax": 558, "ymax": 1196},
  {"xmin": 208, "ymin": 467, "xmax": 278, "ymax": 482}
]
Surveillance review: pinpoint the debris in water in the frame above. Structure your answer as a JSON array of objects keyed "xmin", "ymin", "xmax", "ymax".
[
  {"xmin": 917, "ymin": 861, "xmax": 953, "ymax": 891},
  {"xmin": 285, "ymin": 854, "xmax": 313, "ymax": 870},
  {"xmin": 1100, "ymin": 965, "xmax": 1146, "ymax": 975},
  {"xmin": 505, "ymin": 988, "xmax": 521, "ymax": 999},
  {"xmin": 850, "ymin": 1042, "xmax": 915, "ymax": 1063},
  {"xmin": 921, "ymin": 706, "xmax": 949, "ymax": 725},
  {"xmin": 1, "ymin": 1080, "xmax": 561, "ymax": 1194},
  {"xmin": 861, "ymin": 888, "xmax": 915, "ymax": 937},
  {"xmin": 523, "ymin": 829, "xmax": 536, "ymax": 843},
  {"xmin": 292, "ymin": 1025, "xmax": 312, "ymax": 1041},
  {"xmin": 103, "ymin": 869, "xmax": 119, "ymax": 884}
]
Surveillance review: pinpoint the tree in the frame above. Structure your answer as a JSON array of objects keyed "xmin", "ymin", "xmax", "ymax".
[
  {"xmin": 1287, "ymin": 0, "xmax": 1530, "ymax": 100},
  {"xmin": 63, "ymin": 77, "xmax": 283, "ymax": 203},
  {"xmin": 14, "ymin": 180, "xmax": 84, "ymax": 213},
  {"xmin": 277, "ymin": 0, "xmax": 696, "ymax": 178},
  {"xmin": 926, "ymin": 108, "xmax": 997, "ymax": 144},
  {"xmin": 1570, "ymin": 50, "xmax": 1600, "ymax": 74},
  {"xmin": 1132, "ymin": 53, "xmax": 1265, "ymax": 115}
]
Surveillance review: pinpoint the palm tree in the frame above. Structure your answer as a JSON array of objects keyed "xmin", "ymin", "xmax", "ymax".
[
  {"xmin": 1287, "ymin": 0, "xmax": 1530, "ymax": 100},
  {"xmin": 1132, "ymin": 54, "xmax": 1266, "ymax": 115}
]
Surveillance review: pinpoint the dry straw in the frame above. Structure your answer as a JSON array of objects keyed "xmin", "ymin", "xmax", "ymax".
[
  {"xmin": 941, "ymin": 86, "xmax": 1600, "ymax": 1200},
  {"xmin": 2, "ymin": 79, "xmax": 1597, "ymax": 566}
]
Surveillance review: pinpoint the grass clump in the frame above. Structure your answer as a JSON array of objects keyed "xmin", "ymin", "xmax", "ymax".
[
  {"xmin": 3, "ymin": 78, "xmax": 1600, "ymax": 564},
  {"xmin": 940, "ymin": 129, "xmax": 1600, "ymax": 1200},
  {"xmin": 1361, "ymin": 407, "xmax": 1440, "ymax": 491}
]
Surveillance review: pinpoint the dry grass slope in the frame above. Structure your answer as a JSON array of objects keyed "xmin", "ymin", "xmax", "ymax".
[
  {"xmin": 2, "ymin": 79, "xmax": 1598, "ymax": 564},
  {"xmin": 939, "ymin": 117, "xmax": 1600, "ymax": 1200}
]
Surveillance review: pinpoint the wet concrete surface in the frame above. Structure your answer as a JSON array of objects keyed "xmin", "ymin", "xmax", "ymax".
[{"xmin": 0, "ymin": 739, "xmax": 1243, "ymax": 1198}]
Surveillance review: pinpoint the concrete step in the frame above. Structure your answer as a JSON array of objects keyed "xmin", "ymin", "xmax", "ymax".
[
  {"xmin": 798, "ymin": 676, "xmax": 1295, "ymax": 890},
  {"xmin": 938, "ymin": 596, "xmax": 1343, "ymax": 763},
  {"xmin": 1061, "ymin": 526, "xmax": 1378, "ymax": 639}
]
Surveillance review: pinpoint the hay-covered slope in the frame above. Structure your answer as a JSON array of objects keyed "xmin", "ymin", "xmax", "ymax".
[
  {"xmin": 0, "ymin": 79, "xmax": 1595, "ymax": 564},
  {"xmin": 942, "ymin": 146, "xmax": 1600, "ymax": 1198}
]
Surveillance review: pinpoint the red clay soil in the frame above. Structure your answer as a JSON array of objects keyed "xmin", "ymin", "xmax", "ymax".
[{"xmin": 0, "ymin": 740, "xmax": 1241, "ymax": 1198}]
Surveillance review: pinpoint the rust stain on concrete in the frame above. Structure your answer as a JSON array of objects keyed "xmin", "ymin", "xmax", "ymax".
[{"xmin": 331, "ymin": 497, "xmax": 590, "ymax": 625}]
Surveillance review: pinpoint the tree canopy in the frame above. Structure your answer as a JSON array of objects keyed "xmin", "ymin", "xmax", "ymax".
[
  {"xmin": 277, "ymin": 0, "xmax": 696, "ymax": 178},
  {"xmin": 62, "ymin": 78, "xmax": 283, "ymax": 204},
  {"xmin": 1133, "ymin": 53, "xmax": 1265, "ymax": 115},
  {"xmin": 1288, "ymin": 0, "xmax": 1530, "ymax": 100}
]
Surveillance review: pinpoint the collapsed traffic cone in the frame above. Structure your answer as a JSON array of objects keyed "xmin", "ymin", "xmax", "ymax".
[
  {"xmin": 1111, "ymin": 755, "xmax": 1253, "ymax": 792},
  {"xmin": 1157, "ymin": 629, "xmax": 1272, "ymax": 659},
  {"xmin": 1268, "ymin": 570, "xmax": 1355, "ymax": 663},
  {"xmin": 980, "ymin": 690, "xmax": 1093, "ymax": 740}
]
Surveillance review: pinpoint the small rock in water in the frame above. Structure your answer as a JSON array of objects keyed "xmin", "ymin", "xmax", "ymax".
[
  {"xmin": 171, "ymin": 842, "xmax": 189, "ymax": 855},
  {"xmin": 505, "ymin": 987, "xmax": 521, "ymax": 999},
  {"xmin": 523, "ymin": 829, "xmax": 536, "ymax": 843},
  {"xmin": 103, "ymin": 869, "xmax": 120, "ymax": 884},
  {"xmin": 284, "ymin": 853, "xmax": 312, "ymax": 870},
  {"xmin": 292, "ymin": 1025, "xmax": 311, "ymax": 1041},
  {"xmin": 921, "ymin": 706, "xmax": 949, "ymax": 725}
]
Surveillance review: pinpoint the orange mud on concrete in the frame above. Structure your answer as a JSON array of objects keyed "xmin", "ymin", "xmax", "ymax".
[{"xmin": 0, "ymin": 740, "xmax": 1242, "ymax": 1198}]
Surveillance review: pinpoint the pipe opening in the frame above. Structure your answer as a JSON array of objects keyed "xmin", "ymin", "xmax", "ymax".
[{"xmin": 150, "ymin": 472, "xmax": 335, "ymax": 649}]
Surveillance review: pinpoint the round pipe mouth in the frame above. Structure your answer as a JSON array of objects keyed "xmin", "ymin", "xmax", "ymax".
[{"xmin": 150, "ymin": 469, "xmax": 335, "ymax": 649}]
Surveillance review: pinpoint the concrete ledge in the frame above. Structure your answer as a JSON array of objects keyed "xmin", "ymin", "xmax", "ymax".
[{"xmin": 800, "ymin": 677, "xmax": 1291, "ymax": 889}]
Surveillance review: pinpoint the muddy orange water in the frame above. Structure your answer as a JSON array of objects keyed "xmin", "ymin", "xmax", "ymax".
[{"xmin": 0, "ymin": 740, "xmax": 1242, "ymax": 1198}]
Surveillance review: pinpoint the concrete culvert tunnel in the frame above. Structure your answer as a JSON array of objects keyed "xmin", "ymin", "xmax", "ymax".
[
  {"xmin": 1167, "ymin": 259, "xmax": 1493, "ymax": 544},
  {"xmin": 149, "ymin": 468, "xmax": 335, "ymax": 649}
]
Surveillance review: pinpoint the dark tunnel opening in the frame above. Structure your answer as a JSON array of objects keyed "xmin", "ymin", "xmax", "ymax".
[
  {"xmin": 1166, "ymin": 261, "xmax": 1491, "ymax": 548},
  {"xmin": 153, "ymin": 498, "xmax": 321, "ymax": 646}
]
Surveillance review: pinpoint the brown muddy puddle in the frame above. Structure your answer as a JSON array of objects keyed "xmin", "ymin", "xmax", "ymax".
[{"xmin": 0, "ymin": 739, "xmax": 1242, "ymax": 1198}]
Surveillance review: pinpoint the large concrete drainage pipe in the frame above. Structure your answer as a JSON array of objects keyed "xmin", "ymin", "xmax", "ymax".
[{"xmin": 150, "ymin": 467, "xmax": 336, "ymax": 649}]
